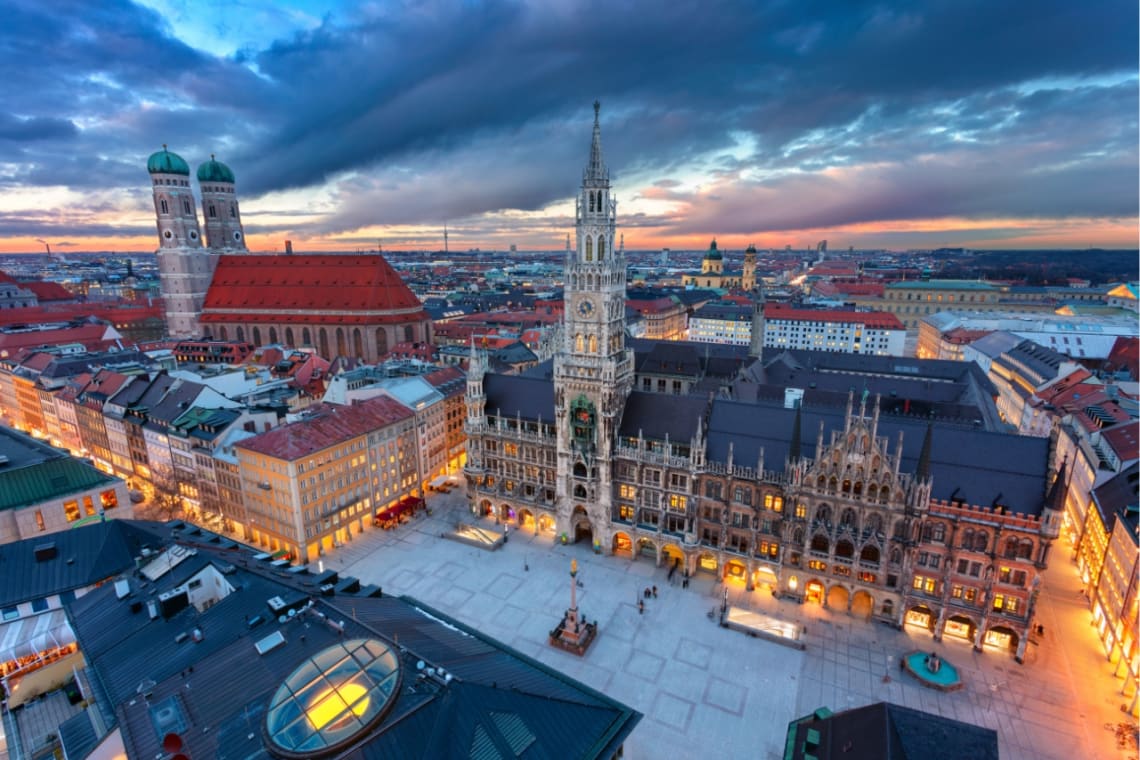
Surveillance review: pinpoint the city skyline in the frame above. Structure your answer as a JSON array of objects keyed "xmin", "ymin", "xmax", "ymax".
[{"xmin": 1, "ymin": 0, "xmax": 1136, "ymax": 254}]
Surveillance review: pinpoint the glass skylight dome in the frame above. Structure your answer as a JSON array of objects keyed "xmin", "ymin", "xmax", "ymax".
[{"xmin": 265, "ymin": 638, "xmax": 401, "ymax": 757}]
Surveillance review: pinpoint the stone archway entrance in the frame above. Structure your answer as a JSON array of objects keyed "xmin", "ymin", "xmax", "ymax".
[
  {"xmin": 851, "ymin": 590, "xmax": 874, "ymax": 619},
  {"xmin": 984, "ymin": 625, "xmax": 1019, "ymax": 653},
  {"xmin": 612, "ymin": 532, "xmax": 632, "ymax": 557},
  {"xmin": 805, "ymin": 579, "xmax": 825, "ymax": 604},
  {"xmin": 571, "ymin": 505, "xmax": 592, "ymax": 544},
  {"xmin": 537, "ymin": 514, "xmax": 555, "ymax": 535},
  {"xmin": 905, "ymin": 604, "xmax": 935, "ymax": 631},
  {"xmin": 636, "ymin": 537, "xmax": 656, "ymax": 559},
  {"xmin": 827, "ymin": 585, "xmax": 850, "ymax": 611},
  {"xmin": 944, "ymin": 614, "xmax": 976, "ymax": 642},
  {"xmin": 518, "ymin": 509, "xmax": 534, "ymax": 532}
]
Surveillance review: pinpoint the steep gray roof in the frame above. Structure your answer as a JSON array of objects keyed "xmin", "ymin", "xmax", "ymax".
[
  {"xmin": 483, "ymin": 373, "xmax": 555, "ymax": 423},
  {"xmin": 618, "ymin": 392, "xmax": 708, "ymax": 443},
  {"xmin": 707, "ymin": 399, "xmax": 1050, "ymax": 515}
]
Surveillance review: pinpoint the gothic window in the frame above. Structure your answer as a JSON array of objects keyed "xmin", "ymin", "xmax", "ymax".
[
  {"xmin": 230, "ymin": 204, "xmax": 236, "ymax": 217},
  {"xmin": 835, "ymin": 540, "xmax": 854, "ymax": 559},
  {"xmin": 573, "ymin": 463, "xmax": 587, "ymax": 478},
  {"xmin": 183, "ymin": 199, "xmax": 192, "ymax": 214},
  {"xmin": 336, "ymin": 328, "xmax": 346, "ymax": 357},
  {"xmin": 972, "ymin": 531, "xmax": 988, "ymax": 552},
  {"xmin": 208, "ymin": 204, "xmax": 216, "ymax": 218},
  {"xmin": 866, "ymin": 513, "xmax": 884, "ymax": 536},
  {"xmin": 285, "ymin": 328, "xmax": 295, "ymax": 347},
  {"xmin": 585, "ymin": 237, "xmax": 593, "ymax": 261},
  {"xmin": 589, "ymin": 191, "xmax": 595, "ymax": 213},
  {"xmin": 889, "ymin": 547, "xmax": 902, "ymax": 565},
  {"xmin": 810, "ymin": 535, "xmax": 829, "ymax": 553},
  {"xmin": 860, "ymin": 544, "xmax": 880, "ymax": 563},
  {"xmin": 302, "ymin": 327, "xmax": 312, "ymax": 346},
  {"xmin": 268, "ymin": 327, "xmax": 278, "ymax": 344},
  {"xmin": 159, "ymin": 198, "xmax": 169, "ymax": 214},
  {"xmin": 404, "ymin": 325, "xmax": 414, "ymax": 342},
  {"xmin": 814, "ymin": 504, "xmax": 832, "ymax": 526},
  {"xmin": 219, "ymin": 326, "xmax": 228, "ymax": 340},
  {"xmin": 252, "ymin": 327, "xmax": 262, "ymax": 345},
  {"xmin": 319, "ymin": 328, "xmax": 330, "ymax": 358},
  {"xmin": 375, "ymin": 328, "xmax": 387, "ymax": 356},
  {"xmin": 353, "ymin": 328, "xmax": 364, "ymax": 358},
  {"xmin": 589, "ymin": 335, "xmax": 598, "ymax": 353},
  {"xmin": 236, "ymin": 326, "xmax": 245, "ymax": 342},
  {"xmin": 598, "ymin": 235, "xmax": 605, "ymax": 260},
  {"xmin": 1018, "ymin": 539, "xmax": 1033, "ymax": 559},
  {"xmin": 575, "ymin": 334, "xmax": 584, "ymax": 352}
]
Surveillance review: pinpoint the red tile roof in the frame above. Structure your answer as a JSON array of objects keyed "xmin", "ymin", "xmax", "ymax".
[
  {"xmin": 235, "ymin": 395, "xmax": 413, "ymax": 461},
  {"xmin": 201, "ymin": 255, "xmax": 427, "ymax": 323},
  {"xmin": 0, "ymin": 323, "xmax": 120, "ymax": 355},
  {"xmin": 764, "ymin": 305, "xmax": 904, "ymax": 329},
  {"xmin": 20, "ymin": 281, "xmax": 74, "ymax": 301}
]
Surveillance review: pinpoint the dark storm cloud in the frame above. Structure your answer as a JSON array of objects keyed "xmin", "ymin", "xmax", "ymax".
[{"xmin": 0, "ymin": 0, "xmax": 1135, "ymax": 240}]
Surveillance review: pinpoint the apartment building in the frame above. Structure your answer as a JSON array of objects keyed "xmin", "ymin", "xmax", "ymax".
[{"xmin": 235, "ymin": 396, "xmax": 418, "ymax": 562}]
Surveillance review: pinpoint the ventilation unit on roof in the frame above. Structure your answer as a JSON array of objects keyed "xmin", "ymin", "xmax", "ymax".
[
  {"xmin": 33, "ymin": 543, "xmax": 57, "ymax": 562},
  {"xmin": 114, "ymin": 579, "xmax": 130, "ymax": 599},
  {"xmin": 255, "ymin": 630, "xmax": 286, "ymax": 656}
]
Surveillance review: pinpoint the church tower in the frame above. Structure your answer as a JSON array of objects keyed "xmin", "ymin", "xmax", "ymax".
[
  {"xmin": 743, "ymin": 243, "xmax": 757, "ymax": 291},
  {"xmin": 553, "ymin": 102, "xmax": 634, "ymax": 542},
  {"xmin": 197, "ymin": 155, "xmax": 247, "ymax": 251},
  {"xmin": 149, "ymin": 147, "xmax": 219, "ymax": 338}
]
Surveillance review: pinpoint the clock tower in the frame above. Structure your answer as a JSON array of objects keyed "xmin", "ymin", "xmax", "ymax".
[{"xmin": 553, "ymin": 102, "xmax": 634, "ymax": 544}]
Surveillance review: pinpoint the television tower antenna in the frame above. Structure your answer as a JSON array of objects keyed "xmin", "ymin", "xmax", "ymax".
[{"xmin": 444, "ymin": 224, "xmax": 449, "ymax": 254}]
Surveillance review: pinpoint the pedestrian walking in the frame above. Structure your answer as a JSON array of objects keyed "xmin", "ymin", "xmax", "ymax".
[
  {"xmin": 652, "ymin": 585, "xmax": 658, "ymax": 598},
  {"xmin": 638, "ymin": 600, "xmax": 644, "ymax": 614}
]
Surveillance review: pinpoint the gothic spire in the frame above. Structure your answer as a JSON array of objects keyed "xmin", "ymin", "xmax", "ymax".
[
  {"xmin": 586, "ymin": 100, "xmax": 607, "ymax": 183},
  {"xmin": 916, "ymin": 421, "xmax": 934, "ymax": 481}
]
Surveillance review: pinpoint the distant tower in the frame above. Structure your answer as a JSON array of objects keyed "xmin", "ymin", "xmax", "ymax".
[
  {"xmin": 701, "ymin": 239, "xmax": 724, "ymax": 276},
  {"xmin": 743, "ymin": 243, "xmax": 757, "ymax": 291},
  {"xmin": 749, "ymin": 287, "xmax": 765, "ymax": 360},
  {"xmin": 444, "ymin": 224, "xmax": 449, "ymax": 254},
  {"xmin": 149, "ymin": 147, "xmax": 217, "ymax": 338},
  {"xmin": 149, "ymin": 146, "xmax": 202, "ymax": 249},
  {"xmin": 197, "ymin": 155, "xmax": 247, "ymax": 251}
]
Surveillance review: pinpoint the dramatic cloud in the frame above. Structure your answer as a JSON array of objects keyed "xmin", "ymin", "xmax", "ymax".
[{"xmin": 0, "ymin": 0, "xmax": 1135, "ymax": 251}]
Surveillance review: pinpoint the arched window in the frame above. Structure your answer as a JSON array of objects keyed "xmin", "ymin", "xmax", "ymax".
[
  {"xmin": 285, "ymin": 328, "xmax": 295, "ymax": 347},
  {"xmin": 588, "ymin": 191, "xmax": 595, "ymax": 213},
  {"xmin": 183, "ymin": 199, "xmax": 192, "ymax": 214},
  {"xmin": 828, "ymin": 477, "xmax": 838, "ymax": 493},
  {"xmin": 159, "ymin": 198, "xmax": 169, "ymax": 214},
  {"xmin": 375, "ymin": 328, "xmax": 387, "ymax": 356},
  {"xmin": 815, "ymin": 505, "xmax": 831, "ymax": 525},
  {"xmin": 598, "ymin": 235, "xmax": 605, "ymax": 260},
  {"xmin": 853, "ymin": 481, "xmax": 863, "ymax": 497},
  {"xmin": 353, "ymin": 328, "xmax": 364, "ymax": 358},
  {"xmin": 842, "ymin": 479, "xmax": 852, "ymax": 494},
  {"xmin": 585, "ymin": 236, "xmax": 593, "ymax": 261},
  {"xmin": 574, "ymin": 484, "xmax": 587, "ymax": 498},
  {"xmin": 302, "ymin": 327, "xmax": 312, "ymax": 346},
  {"xmin": 236, "ymin": 326, "xmax": 245, "ymax": 342},
  {"xmin": 335, "ymin": 328, "xmax": 346, "ymax": 357},
  {"xmin": 319, "ymin": 329, "xmax": 330, "ymax": 358},
  {"xmin": 1004, "ymin": 538, "xmax": 1019, "ymax": 559},
  {"xmin": 810, "ymin": 535, "xmax": 829, "ymax": 553},
  {"xmin": 229, "ymin": 204, "xmax": 236, "ymax": 218},
  {"xmin": 219, "ymin": 326, "xmax": 228, "ymax": 340},
  {"xmin": 860, "ymin": 544, "xmax": 880, "ymax": 563},
  {"xmin": 889, "ymin": 547, "xmax": 902, "ymax": 565},
  {"xmin": 268, "ymin": 327, "xmax": 278, "ymax": 345},
  {"xmin": 252, "ymin": 327, "xmax": 262, "ymax": 345},
  {"xmin": 573, "ymin": 463, "xmax": 588, "ymax": 478},
  {"xmin": 835, "ymin": 540, "xmax": 854, "ymax": 559},
  {"xmin": 208, "ymin": 204, "xmax": 216, "ymax": 218},
  {"xmin": 840, "ymin": 508, "xmax": 857, "ymax": 528},
  {"xmin": 575, "ymin": 334, "xmax": 584, "ymax": 352},
  {"xmin": 589, "ymin": 335, "xmax": 598, "ymax": 353},
  {"xmin": 404, "ymin": 325, "xmax": 414, "ymax": 342},
  {"xmin": 866, "ymin": 513, "xmax": 884, "ymax": 536},
  {"xmin": 1018, "ymin": 539, "xmax": 1033, "ymax": 559},
  {"xmin": 973, "ymin": 532, "xmax": 988, "ymax": 552}
]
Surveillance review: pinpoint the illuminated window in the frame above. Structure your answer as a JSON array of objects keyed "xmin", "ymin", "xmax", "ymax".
[
  {"xmin": 795, "ymin": 502, "xmax": 807, "ymax": 519},
  {"xmin": 83, "ymin": 496, "xmax": 96, "ymax": 516},
  {"xmin": 266, "ymin": 638, "xmax": 400, "ymax": 758},
  {"xmin": 35, "ymin": 510, "xmax": 45, "ymax": 531},
  {"xmin": 619, "ymin": 505, "xmax": 633, "ymax": 521},
  {"xmin": 64, "ymin": 500, "xmax": 80, "ymax": 522},
  {"xmin": 619, "ymin": 484, "xmax": 637, "ymax": 500},
  {"xmin": 668, "ymin": 494, "xmax": 687, "ymax": 512}
]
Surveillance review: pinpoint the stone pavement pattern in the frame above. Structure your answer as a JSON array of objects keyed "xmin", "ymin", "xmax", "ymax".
[{"xmin": 324, "ymin": 494, "xmax": 1135, "ymax": 760}]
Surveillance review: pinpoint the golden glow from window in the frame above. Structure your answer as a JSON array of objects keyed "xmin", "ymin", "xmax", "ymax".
[{"xmin": 308, "ymin": 683, "xmax": 369, "ymax": 731}]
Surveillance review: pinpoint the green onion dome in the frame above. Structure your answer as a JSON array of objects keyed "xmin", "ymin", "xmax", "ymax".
[
  {"xmin": 146, "ymin": 146, "xmax": 190, "ymax": 175},
  {"xmin": 197, "ymin": 155, "xmax": 235, "ymax": 183}
]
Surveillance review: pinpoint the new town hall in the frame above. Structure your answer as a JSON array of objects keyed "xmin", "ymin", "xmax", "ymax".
[{"xmin": 464, "ymin": 104, "xmax": 1064, "ymax": 662}]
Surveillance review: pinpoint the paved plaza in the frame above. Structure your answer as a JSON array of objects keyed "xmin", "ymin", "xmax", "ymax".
[{"xmin": 322, "ymin": 491, "xmax": 1136, "ymax": 760}]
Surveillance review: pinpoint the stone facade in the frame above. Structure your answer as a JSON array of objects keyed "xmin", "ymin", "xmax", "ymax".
[{"xmin": 463, "ymin": 105, "xmax": 1061, "ymax": 662}]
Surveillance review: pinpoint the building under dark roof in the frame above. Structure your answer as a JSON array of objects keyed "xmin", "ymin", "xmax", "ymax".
[
  {"xmin": 0, "ymin": 426, "xmax": 122, "ymax": 513},
  {"xmin": 784, "ymin": 702, "xmax": 998, "ymax": 760},
  {"xmin": 66, "ymin": 528, "xmax": 641, "ymax": 759}
]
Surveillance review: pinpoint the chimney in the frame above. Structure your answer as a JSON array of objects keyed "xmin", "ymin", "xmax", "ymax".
[{"xmin": 284, "ymin": 240, "xmax": 293, "ymax": 255}]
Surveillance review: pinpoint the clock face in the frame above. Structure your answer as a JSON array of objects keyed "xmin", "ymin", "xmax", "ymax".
[{"xmin": 577, "ymin": 299, "xmax": 595, "ymax": 317}]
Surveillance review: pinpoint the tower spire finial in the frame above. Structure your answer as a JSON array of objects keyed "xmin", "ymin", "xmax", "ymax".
[
  {"xmin": 594, "ymin": 100, "xmax": 600, "ymax": 124},
  {"xmin": 585, "ymin": 101, "xmax": 606, "ymax": 182}
]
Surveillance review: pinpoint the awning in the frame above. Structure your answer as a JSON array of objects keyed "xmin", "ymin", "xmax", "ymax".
[
  {"xmin": 0, "ymin": 609, "xmax": 75, "ymax": 664},
  {"xmin": 429, "ymin": 475, "xmax": 449, "ymax": 488}
]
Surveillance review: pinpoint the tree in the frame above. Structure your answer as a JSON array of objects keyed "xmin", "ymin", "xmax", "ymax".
[{"xmin": 143, "ymin": 467, "xmax": 187, "ymax": 522}]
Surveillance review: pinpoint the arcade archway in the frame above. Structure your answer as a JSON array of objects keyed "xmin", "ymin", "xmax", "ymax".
[{"xmin": 851, "ymin": 590, "xmax": 874, "ymax": 619}]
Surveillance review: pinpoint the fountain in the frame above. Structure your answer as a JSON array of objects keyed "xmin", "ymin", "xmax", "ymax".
[{"xmin": 900, "ymin": 650, "xmax": 964, "ymax": 692}]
